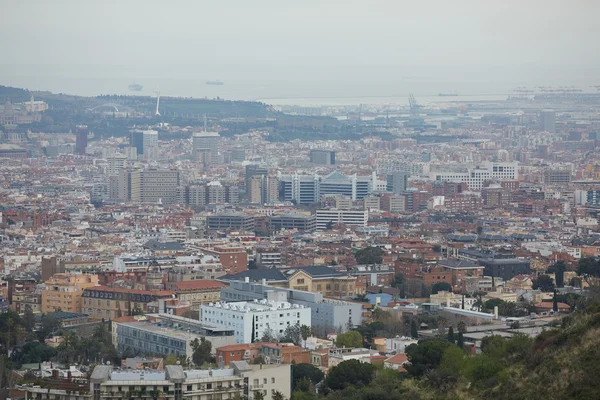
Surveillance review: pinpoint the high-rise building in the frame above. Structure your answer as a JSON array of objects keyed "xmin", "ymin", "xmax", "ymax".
[
  {"xmin": 248, "ymin": 175, "xmax": 263, "ymax": 203},
  {"xmin": 106, "ymin": 154, "xmax": 127, "ymax": 176},
  {"xmin": 540, "ymin": 109, "xmax": 556, "ymax": 133},
  {"xmin": 231, "ymin": 147, "xmax": 246, "ymax": 162},
  {"xmin": 192, "ymin": 131, "xmax": 220, "ymax": 162},
  {"xmin": 142, "ymin": 130, "xmax": 158, "ymax": 156},
  {"xmin": 207, "ymin": 182, "xmax": 226, "ymax": 204},
  {"xmin": 263, "ymin": 175, "xmax": 279, "ymax": 204},
  {"xmin": 386, "ymin": 171, "xmax": 409, "ymax": 193},
  {"xmin": 131, "ymin": 130, "xmax": 144, "ymax": 155},
  {"xmin": 310, "ymin": 149, "xmax": 336, "ymax": 165},
  {"xmin": 75, "ymin": 125, "xmax": 88, "ymax": 154},
  {"xmin": 130, "ymin": 129, "xmax": 158, "ymax": 156},
  {"xmin": 245, "ymin": 164, "xmax": 269, "ymax": 192},
  {"xmin": 41, "ymin": 255, "xmax": 63, "ymax": 282},
  {"xmin": 118, "ymin": 169, "xmax": 180, "ymax": 204}
]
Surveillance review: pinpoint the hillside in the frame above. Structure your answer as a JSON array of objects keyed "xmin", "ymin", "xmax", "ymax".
[{"xmin": 291, "ymin": 297, "xmax": 600, "ymax": 400}]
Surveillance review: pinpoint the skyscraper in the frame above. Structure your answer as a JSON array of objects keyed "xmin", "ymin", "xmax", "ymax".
[
  {"xmin": 130, "ymin": 130, "xmax": 158, "ymax": 156},
  {"xmin": 387, "ymin": 171, "xmax": 408, "ymax": 193},
  {"xmin": 540, "ymin": 109, "xmax": 556, "ymax": 133},
  {"xmin": 192, "ymin": 132, "xmax": 220, "ymax": 163},
  {"xmin": 75, "ymin": 125, "xmax": 88, "ymax": 154},
  {"xmin": 310, "ymin": 149, "xmax": 336, "ymax": 165}
]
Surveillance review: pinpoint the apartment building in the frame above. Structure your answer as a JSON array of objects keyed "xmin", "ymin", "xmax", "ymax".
[
  {"xmin": 81, "ymin": 286, "xmax": 174, "ymax": 320},
  {"xmin": 165, "ymin": 280, "xmax": 226, "ymax": 310},
  {"xmin": 223, "ymin": 266, "xmax": 358, "ymax": 299},
  {"xmin": 115, "ymin": 317, "xmax": 234, "ymax": 358},
  {"xmin": 90, "ymin": 362, "xmax": 291, "ymax": 400},
  {"xmin": 221, "ymin": 280, "xmax": 364, "ymax": 332},
  {"xmin": 41, "ymin": 273, "xmax": 99, "ymax": 314},
  {"xmin": 200, "ymin": 293, "xmax": 311, "ymax": 344}
]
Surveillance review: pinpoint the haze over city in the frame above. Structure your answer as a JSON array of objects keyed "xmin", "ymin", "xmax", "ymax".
[{"xmin": 2, "ymin": 0, "xmax": 600, "ymax": 100}]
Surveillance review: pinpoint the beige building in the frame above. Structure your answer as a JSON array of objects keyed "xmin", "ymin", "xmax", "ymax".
[
  {"xmin": 81, "ymin": 286, "xmax": 175, "ymax": 320},
  {"xmin": 41, "ymin": 273, "xmax": 99, "ymax": 314},
  {"xmin": 259, "ymin": 268, "xmax": 358, "ymax": 298}
]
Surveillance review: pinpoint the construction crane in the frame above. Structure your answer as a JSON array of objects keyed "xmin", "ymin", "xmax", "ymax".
[{"xmin": 408, "ymin": 93, "xmax": 422, "ymax": 114}]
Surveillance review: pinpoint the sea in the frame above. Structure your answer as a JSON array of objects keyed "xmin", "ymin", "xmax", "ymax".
[{"xmin": 1, "ymin": 63, "xmax": 597, "ymax": 107}]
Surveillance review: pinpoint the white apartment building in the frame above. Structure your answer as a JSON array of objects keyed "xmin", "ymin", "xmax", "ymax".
[
  {"xmin": 316, "ymin": 209, "xmax": 368, "ymax": 230},
  {"xmin": 200, "ymin": 294, "xmax": 311, "ymax": 344},
  {"xmin": 429, "ymin": 162, "xmax": 518, "ymax": 190}
]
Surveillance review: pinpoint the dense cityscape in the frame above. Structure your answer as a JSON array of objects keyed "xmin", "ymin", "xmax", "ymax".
[{"xmin": 2, "ymin": 2, "xmax": 600, "ymax": 400}]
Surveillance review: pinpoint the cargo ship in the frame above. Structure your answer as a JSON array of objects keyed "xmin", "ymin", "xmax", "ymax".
[
  {"xmin": 206, "ymin": 80, "xmax": 224, "ymax": 86},
  {"xmin": 438, "ymin": 92, "xmax": 458, "ymax": 96},
  {"xmin": 128, "ymin": 82, "xmax": 143, "ymax": 91}
]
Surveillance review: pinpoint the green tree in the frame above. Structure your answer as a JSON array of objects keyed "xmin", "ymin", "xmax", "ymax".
[
  {"xmin": 432, "ymin": 244, "xmax": 442, "ymax": 253},
  {"xmin": 191, "ymin": 337, "xmax": 214, "ymax": 366},
  {"xmin": 548, "ymin": 261, "xmax": 567, "ymax": 288},
  {"xmin": 577, "ymin": 257, "xmax": 600, "ymax": 285},
  {"xmin": 300, "ymin": 325, "xmax": 311, "ymax": 345},
  {"xmin": 22, "ymin": 305, "xmax": 36, "ymax": 333},
  {"xmin": 553, "ymin": 290, "xmax": 559, "ymax": 312},
  {"xmin": 481, "ymin": 335, "xmax": 506, "ymax": 358},
  {"xmin": 447, "ymin": 326, "xmax": 455, "ymax": 343},
  {"xmin": 56, "ymin": 330, "xmax": 79, "ymax": 364},
  {"xmin": 260, "ymin": 326, "xmax": 277, "ymax": 343},
  {"xmin": 335, "ymin": 330, "xmax": 363, "ymax": 348},
  {"xmin": 253, "ymin": 390, "xmax": 265, "ymax": 400},
  {"xmin": 457, "ymin": 332, "xmax": 465, "ymax": 349},
  {"xmin": 325, "ymin": 359, "xmax": 376, "ymax": 390},
  {"xmin": 410, "ymin": 320, "xmax": 419, "ymax": 339},
  {"xmin": 431, "ymin": 282, "xmax": 452, "ymax": 294},
  {"xmin": 292, "ymin": 363, "xmax": 324, "ymax": 390},
  {"xmin": 281, "ymin": 323, "xmax": 302, "ymax": 345},
  {"xmin": 390, "ymin": 274, "xmax": 404, "ymax": 289},
  {"xmin": 38, "ymin": 314, "xmax": 61, "ymax": 340},
  {"xmin": 532, "ymin": 274, "xmax": 555, "ymax": 292},
  {"xmin": 405, "ymin": 339, "xmax": 454, "ymax": 377},
  {"xmin": 272, "ymin": 391, "xmax": 285, "ymax": 400},
  {"xmin": 354, "ymin": 247, "xmax": 384, "ymax": 265}
]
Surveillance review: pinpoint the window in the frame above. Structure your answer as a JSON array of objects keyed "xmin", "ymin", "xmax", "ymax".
[
  {"xmin": 297, "ymin": 278, "xmax": 305, "ymax": 284},
  {"xmin": 271, "ymin": 377, "xmax": 276, "ymax": 384}
]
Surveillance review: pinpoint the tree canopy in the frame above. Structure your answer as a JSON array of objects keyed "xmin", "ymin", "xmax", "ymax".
[
  {"xmin": 532, "ymin": 274, "xmax": 555, "ymax": 292},
  {"xmin": 325, "ymin": 359, "xmax": 376, "ymax": 390},
  {"xmin": 354, "ymin": 247, "xmax": 384, "ymax": 265},
  {"xmin": 431, "ymin": 282, "xmax": 452, "ymax": 294},
  {"xmin": 335, "ymin": 330, "xmax": 363, "ymax": 348}
]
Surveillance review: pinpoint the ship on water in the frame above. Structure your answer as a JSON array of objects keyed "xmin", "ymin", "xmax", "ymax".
[
  {"xmin": 438, "ymin": 92, "xmax": 458, "ymax": 96},
  {"xmin": 128, "ymin": 82, "xmax": 143, "ymax": 91},
  {"xmin": 206, "ymin": 80, "xmax": 224, "ymax": 86}
]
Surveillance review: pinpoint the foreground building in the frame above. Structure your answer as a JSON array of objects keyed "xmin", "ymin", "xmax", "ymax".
[{"xmin": 88, "ymin": 362, "xmax": 290, "ymax": 400}]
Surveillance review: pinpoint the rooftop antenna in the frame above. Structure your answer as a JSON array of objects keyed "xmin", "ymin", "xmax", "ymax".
[{"xmin": 153, "ymin": 90, "xmax": 161, "ymax": 116}]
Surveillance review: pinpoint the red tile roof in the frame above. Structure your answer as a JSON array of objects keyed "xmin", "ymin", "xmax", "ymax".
[
  {"xmin": 85, "ymin": 285, "xmax": 174, "ymax": 297},
  {"xmin": 167, "ymin": 280, "xmax": 226, "ymax": 291},
  {"xmin": 385, "ymin": 353, "xmax": 409, "ymax": 365}
]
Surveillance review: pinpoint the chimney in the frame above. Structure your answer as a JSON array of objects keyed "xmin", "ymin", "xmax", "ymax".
[{"xmin": 245, "ymin": 277, "xmax": 250, "ymax": 283}]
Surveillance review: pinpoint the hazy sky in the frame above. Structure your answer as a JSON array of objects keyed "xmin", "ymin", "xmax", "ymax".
[{"xmin": 1, "ymin": 0, "xmax": 599, "ymax": 97}]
